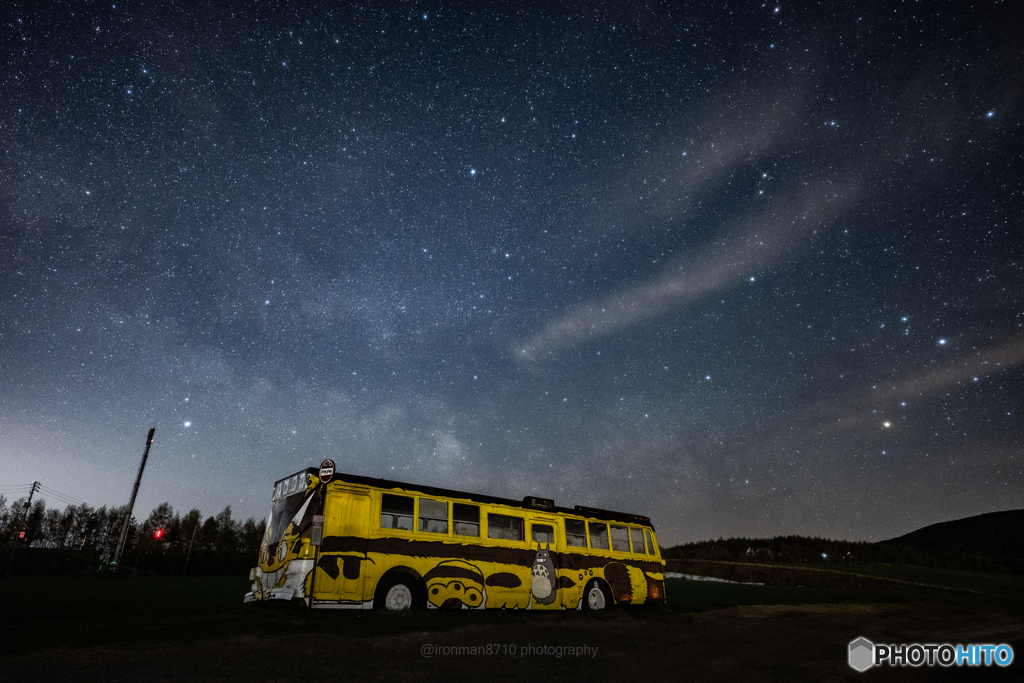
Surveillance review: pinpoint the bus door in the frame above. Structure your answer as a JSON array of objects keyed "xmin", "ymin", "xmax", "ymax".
[
  {"xmin": 314, "ymin": 490, "xmax": 371, "ymax": 604},
  {"xmin": 528, "ymin": 516, "xmax": 562, "ymax": 610}
]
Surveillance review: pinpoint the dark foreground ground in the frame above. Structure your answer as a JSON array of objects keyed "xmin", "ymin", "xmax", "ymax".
[{"xmin": 1, "ymin": 574, "xmax": 1021, "ymax": 682}]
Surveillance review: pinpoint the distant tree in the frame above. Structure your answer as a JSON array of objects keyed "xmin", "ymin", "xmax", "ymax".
[
  {"xmin": 240, "ymin": 517, "xmax": 265, "ymax": 562},
  {"xmin": 0, "ymin": 495, "xmax": 10, "ymax": 544},
  {"xmin": 3, "ymin": 496, "xmax": 277, "ymax": 576},
  {"xmin": 37, "ymin": 507, "xmax": 64, "ymax": 548},
  {"xmin": 24, "ymin": 499, "xmax": 45, "ymax": 544}
]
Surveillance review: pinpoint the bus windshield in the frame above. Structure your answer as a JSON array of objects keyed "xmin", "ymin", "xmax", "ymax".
[{"xmin": 268, "ymin": 470, "xmax": 315, "ymax": 545}]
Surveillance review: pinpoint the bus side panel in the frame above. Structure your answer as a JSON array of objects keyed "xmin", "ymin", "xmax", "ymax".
[
  {"xmin": 526, "ymin": 516, "xmax": 563, "ymax": 611},
  {"xmin": 482, "ymin": 547, "xmax": 527, "ymax": 607},
  {"xmin": 313, "ymin": 490, "xmax": 370, "ymax": 604}
]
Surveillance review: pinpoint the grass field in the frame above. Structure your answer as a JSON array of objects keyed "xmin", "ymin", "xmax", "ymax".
[
  {"xmin": 789, "ymin": 562, "xmax": 1024, "ymax": 598},
  {"xmin": 665, "ymin": 558, "xmax": 1024, "ymax": 600},
  {"xmin": 2, "ymin": 563, "xmax": 1020, "ymax": 658},
  {"xmin": 2, "ymin": 569, "xmax": 1021, "ymax": 682}
]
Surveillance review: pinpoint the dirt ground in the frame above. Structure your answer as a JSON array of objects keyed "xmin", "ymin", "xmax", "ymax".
[{"xmin": 3, "ymin": 602, "xmax": 1021, "ymax": 682}]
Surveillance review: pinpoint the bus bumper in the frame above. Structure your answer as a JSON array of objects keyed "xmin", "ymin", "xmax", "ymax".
[
  {"xmin": 244, "ymin": 587, "xmax": 295, "ymax": 603},
  {"xmin": 244, "ymin": 560, "xmax": 313, "ymax": 603}
]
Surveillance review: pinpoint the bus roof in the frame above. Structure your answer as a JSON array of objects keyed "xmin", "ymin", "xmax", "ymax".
[{"xmin": 317, "ymin": 469, "xmax": 655, "ymax": 530}]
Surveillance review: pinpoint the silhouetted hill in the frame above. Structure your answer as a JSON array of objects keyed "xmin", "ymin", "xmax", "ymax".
[
  {"xmin": 881, "ymin": 509, "xmax": 1024, "ymax": 561},
  {"xmin": 662, "ymin": 509, "xmax": 1024, "ymax": 573}
]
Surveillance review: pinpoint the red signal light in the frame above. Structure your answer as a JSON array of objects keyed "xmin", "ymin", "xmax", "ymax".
[{"xmin": 154, "ymin": 529, "xmax": 164, "ymax": 539}]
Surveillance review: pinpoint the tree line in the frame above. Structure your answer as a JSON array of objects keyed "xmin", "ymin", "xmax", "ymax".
[{"xmin": 0, "ymin": 494, "xmax": 265, "ymax": 576}]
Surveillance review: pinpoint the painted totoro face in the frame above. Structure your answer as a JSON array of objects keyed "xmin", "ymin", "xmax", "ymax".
[{"xmin": 428, "ymin": 579, "xmax": 484, "ymax": 609}]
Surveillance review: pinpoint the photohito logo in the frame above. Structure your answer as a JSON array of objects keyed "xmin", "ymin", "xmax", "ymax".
[
  {"xmin": 848, "ymin": 638, "xmax": 874, "ymax": 672},
  {"xmin": 848, "ymin": 637, "xmax": 1014, "ymax": 671}
]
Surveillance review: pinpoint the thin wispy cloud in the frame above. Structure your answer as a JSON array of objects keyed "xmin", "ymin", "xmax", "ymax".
[
  {"xmin": 822, "ymin": 335, "xmax": 1024, "ymax": 433},
  {"xmin": 515, "ymin": 177, "xmax": 861, "ymax": 362},
  {"xmin": 601, "ymin": 79, "xmax": 814, "ymax": 228}
]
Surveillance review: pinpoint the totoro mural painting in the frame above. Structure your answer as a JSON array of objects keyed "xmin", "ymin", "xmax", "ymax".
[{"xmin": 245, "ymin": 465, "xmax": 666, "ymax": 611}]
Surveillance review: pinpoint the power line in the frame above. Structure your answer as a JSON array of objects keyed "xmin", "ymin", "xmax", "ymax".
[
  {"xmin": 1, "ymin": 484, "xmax": 93, "ymax": 509},
  {"xmin": 38, "ymin": 485, "xmax": 90, "ymax": 506},
  {"xmin": 0, "ymin": 486, "xmax": 34, "ymax": 499},
  {"xmin": 39, "ymin": 492, "xmax": 86, "ymax": 508}
]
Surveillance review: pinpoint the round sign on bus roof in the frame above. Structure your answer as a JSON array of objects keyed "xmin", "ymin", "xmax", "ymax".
[{"xmin": 319, "ymin": 459, "xmax": 335, "ymax": 483}]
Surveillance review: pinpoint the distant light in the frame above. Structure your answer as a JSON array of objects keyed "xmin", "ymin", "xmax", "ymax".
[
  {"xmin": 883, "ymin": 421, "xmax": 891, "ymax": 428},
  {"xmin": 938, "ymin": 339, "xmax": 947, "ymax": 345},
  {"xmin": 749, "ymin": 276, "xmax": 756, "ymax": 282},
  {"xmin": 821, "ymin": 553, "xmax": 827, "ymax": 559},
  {"xmin": 986, "ymin": 111, "xmax": 994, "ymax": 118},
  {"xmin": 705, "ymin": 375, "xmax": 711, "ymax": 380},
  {"xmin": 470, "ymin": 168, "xmax": 476, "ymax": 175},
  {"xmin": 184, "ymin": 421, "xmax": 191, "ymax": 427},
  {"xmin": 154, "ymin": 529, "xmax": 164, "ymax": 539}
]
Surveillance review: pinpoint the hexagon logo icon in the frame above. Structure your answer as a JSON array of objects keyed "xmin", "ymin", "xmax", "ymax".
[{"xmin": 848, "ymin": 637, "xmax": 874, "ymax": 672}]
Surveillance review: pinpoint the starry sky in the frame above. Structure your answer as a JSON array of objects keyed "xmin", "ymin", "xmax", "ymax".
[{"xmin": 1, "ymin": 1, "xmax": 1021, "ymax": 546}]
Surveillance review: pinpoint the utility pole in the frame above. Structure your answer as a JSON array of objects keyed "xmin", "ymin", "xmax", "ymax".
[
  {"xmin": 5, "ymin": 481, "xmax": 40, "ymax": 575},
  {"xmin": 111, "ymin": 428, "xmax": 155, "ymax": 569},
  {"xmin": 182, "ymin": 525, "xmax": 198, "ymax": 577}
]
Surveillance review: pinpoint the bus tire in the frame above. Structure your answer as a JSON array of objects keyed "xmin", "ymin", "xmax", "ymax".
[
  {"xmin": 583, "ymin": 579, "xmax": 611, "ymax": 611},
  {"xmin": 375, "ymin": 574, "xmax": 423, "ymax": 611}
]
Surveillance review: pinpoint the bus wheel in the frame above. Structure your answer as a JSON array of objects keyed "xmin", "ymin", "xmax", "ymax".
[
  {"xmin": 584, "ymin": 580, "xmax": 610, "ymax": 610},
  {"xmin": 376, "ymin": 576, "xmax": 420, "ymax": 611}
]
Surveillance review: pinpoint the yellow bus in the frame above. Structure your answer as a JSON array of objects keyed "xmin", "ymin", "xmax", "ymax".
[{"xmin": 245, "ymin": 461, "xmax": 665, "ymax": 611}]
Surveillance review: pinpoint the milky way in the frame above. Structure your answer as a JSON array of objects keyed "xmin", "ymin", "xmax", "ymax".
[{"xmin": 1, "ymin": 1, "xmax": 1021, "ymax": 544}]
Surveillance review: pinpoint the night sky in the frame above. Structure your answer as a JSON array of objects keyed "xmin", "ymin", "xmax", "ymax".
[{"xmin": 1, "ymin": 1, "xmax": 1021, "ymax": 546}]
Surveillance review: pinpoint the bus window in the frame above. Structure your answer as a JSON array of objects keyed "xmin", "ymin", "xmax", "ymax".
[
  {"xmin": 487, "ymin": 513, "xmax": 524, "ymax": 541},
  {"xmin": 630, "ymin": 527, "xmax": 646, "ymax": 554},
  {"xmin": 588, "ymin": 522, "xmax": 609, "ymax": 550},
  {"xmin": 380, "ymin": 494, "xmax": 414, "ymax": 530},
  {"xmin": 453, "ymin": 503, "xmax": 480, "ymax": 537},
  {"xmin": 645, "ymin": 530, "xmax": 655, "ymax": 555},
  {"xmin": 419, "ymin": 497, "xmax": 449, "ymax": 534},
  {"xmin": 532, "ymin": 523, "xmax": 555, "ymax": 544},
  {"xmin": 565, "ymin": 519, "xmax": 587, "ymax": 547},
  {"xmin": 610, "ymin": 525, "xmax": 630, "ymax": 552}
]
